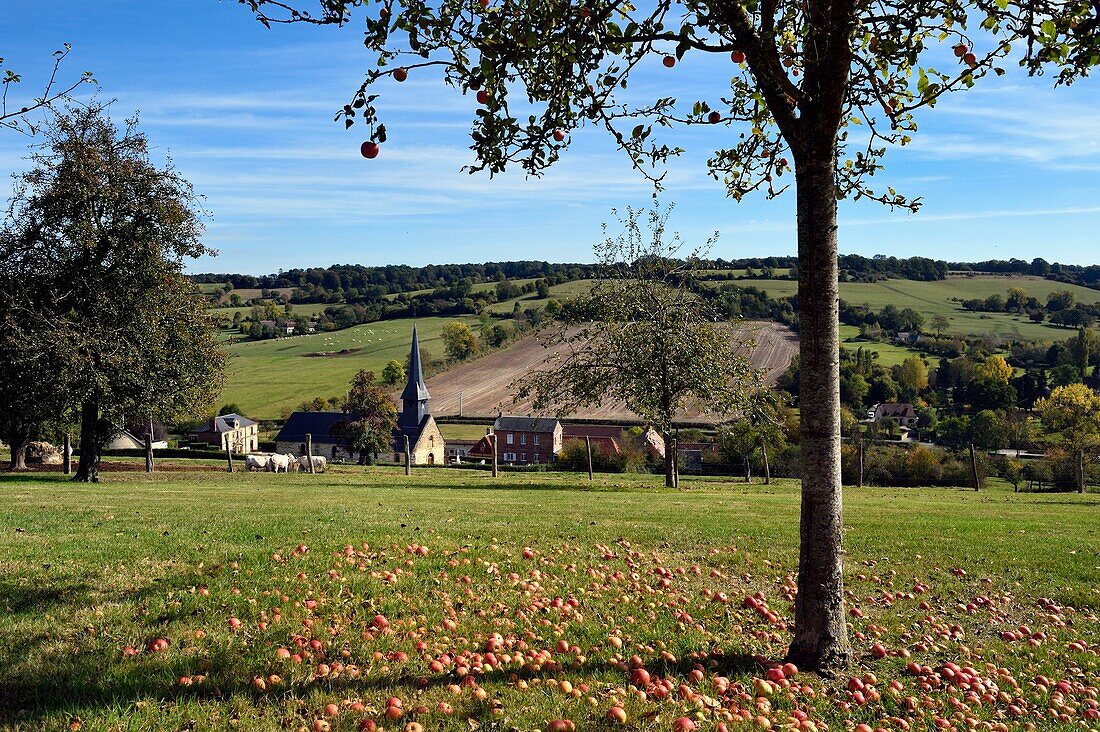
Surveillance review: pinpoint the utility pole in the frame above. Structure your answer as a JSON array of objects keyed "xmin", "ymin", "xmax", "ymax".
[
  {"xmin": 404, "ymin": 435, "xmax": 411, "ymax": 476},
  {"xmin": 305, "ymin": 433, "xmax": 315, "ymax": 474}
]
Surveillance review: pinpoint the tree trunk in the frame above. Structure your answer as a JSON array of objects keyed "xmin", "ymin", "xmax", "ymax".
[
  {"xmin": 73, "ymin": 397, "xmax": 101, "ymax": 483},
  {"xmin": 63, "ymin": 433, "xmax": 71, "ymax": 475},
  {"xmin": 8, "ymin": 440, "xmax": 29, "ymax": 471},
  {"xmin": 662, "ymin": 432, "xmax": 675, "ymax": 488},
  {"xmin": 1078, "ymin": 449, "xmax": 1086, "ymax": 494},
  {"xmin": 743, "ymin": 455, "xmax": 751, "ymax": 483},
  {"xmin": 761, "ymin": 440, "xmax": 771, "ymax": 485},
  {"xmin": 786, "ymin": 154, "xmax": 852, "ymax": 673},
  {"xmin": 306, "ymin": 433, "xmax": 315, "ymax": 474}
]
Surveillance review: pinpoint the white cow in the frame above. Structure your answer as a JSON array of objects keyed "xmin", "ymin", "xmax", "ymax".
[
  {"xmin": 245, "ymin": 454, "xmax": 270, "ymax": 472},
  {"xmin": 267, "ymin": 453, "xmax": 295, "ymax": 473},
  {"xmin": 299, "ymin": 455, "xmax": 327, "ymax": 473}
]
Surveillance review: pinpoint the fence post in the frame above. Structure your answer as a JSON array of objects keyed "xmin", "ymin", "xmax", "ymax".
[
  {"xmin": 225, "ymin": 441, "xmax": 234, "ymax": 473},
  {"xmin": 404, "ymin": 435, "xmax": 411, "ymax": 476},
  {"xmin": 306, "ymin": 433, "xmax": 315, "ymax": 474},
  {"xmin": 491, "ymin": 433, "xmax": 498, "ymax": 478},
  {"xmin": 857, "ymin": 440, "xmax": 864, "ymax": 488},
  {"xmin": 969, "ymin": 443, "xmax": 980, "ymax": 491},
  {"xmin": 63, "ymin": 433, "xmax": 71, "ymax": 475},
  {"xmin": 585, "ymin": 435, "xmax": 593, "ymax": 480},
  {"xmin": 145, "ymin": 417, "xmax": 154, "ymax": 474}
]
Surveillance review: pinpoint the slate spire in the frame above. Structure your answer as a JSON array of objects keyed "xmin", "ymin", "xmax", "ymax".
[{"xmin": 399, "ymin": 325, "xmax": 430, "ymax": 429}]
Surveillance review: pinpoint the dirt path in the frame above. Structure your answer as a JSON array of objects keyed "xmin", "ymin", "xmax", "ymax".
[{"xmin": 417, "ymin": 321, "xmax": 798, "ymax": 424}]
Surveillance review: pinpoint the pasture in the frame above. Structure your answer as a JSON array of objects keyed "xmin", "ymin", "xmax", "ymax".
[
  {"xmin": 222, "ymin": 316, "xmax": 479, "ymax": 419},
  {"xmin": 0, "ymin": 467, "xmax": 1097, "ymax": 731},
  {"xmin": 714, "ymin": 275, "xmax": 1100, "ymax": 341}
]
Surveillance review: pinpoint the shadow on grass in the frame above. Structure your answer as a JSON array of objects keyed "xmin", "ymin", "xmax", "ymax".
[
  {"xmin": 0, "ymin": 579, "xmax": 92, "ymax": 615},
  {"xmin": 0, "ymin": 609, "xmax": 761, "ymax": 725}
]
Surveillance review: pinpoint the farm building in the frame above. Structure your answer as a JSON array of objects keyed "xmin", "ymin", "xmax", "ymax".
[
  {"xmin": 392, "ymin": 326, "xmax": 445, "ymax": 465},
  {"xmin": 275, "ymin": 412, "xmax": 354, "ymax": 460},
  {"xmin": 105, "ymin": 424, "xmax": 168, "ymax": 451},
  {"xmin": 190, "ymin": 413, "xmax": 259, "ymax": 453}
]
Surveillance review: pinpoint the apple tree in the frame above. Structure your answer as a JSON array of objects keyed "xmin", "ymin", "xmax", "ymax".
[
  {"xmin": 2, "ymin": 106, "xmax": 225, "ymax": 482},
  {"xmin": 240, "ymin": 0, "xmax": 1100, "ymax": 670},
  {"xmin": 2, "ymin": 44, "xmax": 94, "ymax": 135}
]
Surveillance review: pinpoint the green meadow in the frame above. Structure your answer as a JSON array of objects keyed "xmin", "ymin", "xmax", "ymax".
[
  {"xmin": 716, "ymin": 275, "xmax": 1099, "ymax": 341},
  {"xmin": 0, "ymin": 467, "xmax": 1097, "ymax": 731}
]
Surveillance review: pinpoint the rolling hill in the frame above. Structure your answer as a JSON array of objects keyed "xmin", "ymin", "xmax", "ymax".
[{"xmin": 706, "ymin": 274, "xmax": 1099, "ymax": 341}]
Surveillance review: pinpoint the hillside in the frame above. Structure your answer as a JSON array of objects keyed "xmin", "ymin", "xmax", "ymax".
[
  {"xmin": 421, "ymin": 321, "xmax": 798, "ymax": 423},
  {"xmin": 222, "ymin": 316, "xmax": 479, "ymax": 419},
  {"xmin": 708, "ymin": 274, "xmax": 1099, "ymax": 341}
]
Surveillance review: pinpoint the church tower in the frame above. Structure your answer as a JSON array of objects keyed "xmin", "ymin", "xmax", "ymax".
[{"xmin": 399, "ymin": 324, "xmax": 430, "ymax": 430}]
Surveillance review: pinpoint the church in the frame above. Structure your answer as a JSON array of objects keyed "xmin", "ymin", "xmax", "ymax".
[{"xmin": 393, "ymin": 325, "xmax": 446, "ymax": 465}]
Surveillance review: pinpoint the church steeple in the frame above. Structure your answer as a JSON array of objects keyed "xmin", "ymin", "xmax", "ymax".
[{"xmin": 399, "ymin": 325, "xmax": 430, "ymax": 429}]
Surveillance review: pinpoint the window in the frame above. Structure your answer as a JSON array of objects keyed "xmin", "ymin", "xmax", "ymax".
[
  {"xmin": 534, "ymin": 453, "xmax": 540, "ymax": 463},
  {"xmin": 520, "ymin": 434, "xmax": 527, "ymax": 445},
  {"xmin": 506, "ymin": 433, "xmax": 514, "ymax": 445},
  {"xmin": 520, "ymin": 452, "xmax": 527, "ymax": 462},
  {"xmin": 534, "ymin": 434, "xmax": 541, "ymax": 446},
  {"xmin": 503, "ymin": 452, "xmax": 517, "ymax": 462}
]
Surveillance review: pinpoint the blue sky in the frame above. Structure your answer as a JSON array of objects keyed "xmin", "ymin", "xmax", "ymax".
[{"xmin": 3, "ymin": 1, "xmax": 1100, "ymax": 274}]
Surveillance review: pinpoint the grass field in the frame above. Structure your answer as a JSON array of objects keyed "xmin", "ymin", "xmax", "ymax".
[
  {"xmin": 1, "ymin": 467, "xmax": 1097, "ymax": 731},
  {"xmin": 714, "ymin": 275, "xmax": 1100, "ymax": 342},
  {"xmin": 486, "ymin": 279, "xmax": 597, "ymax": 314},
  {"xmin": 222, "ymin": 316, "xmax": 479, "ymax": 418},
  {"xmin": 209, "ymin": 303, "xmax": 334, "ymax": 321},
  {"xmin": 384, "ymin": 278, "xmax": 541, "ymax": 302},
  {"xmin": 838, "ymin": 325, "xmax": 926, "ymax": 368}
]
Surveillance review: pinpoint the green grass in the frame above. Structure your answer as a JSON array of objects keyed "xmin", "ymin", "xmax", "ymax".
[
  {"xmin": 838, "ymin": 325, "xmax": 926, "ymax": 368},
  {"xmin": 437, "ymin": 422, "xmax": 493, "ymax": 441},
  {"xmin": 222, "ymin": 316, "xmax": 479, "ymax": 418},
  {"xmin": 0, "ymin": 468, "xmax": 1097, "ymax": 731},
  {"xmin": 713, "ymin": 275, "xmax": 1100, "ymax": 341},
  {"xmin": 486, "ymin": 279, "xmax": 596, "ymax": 313}
]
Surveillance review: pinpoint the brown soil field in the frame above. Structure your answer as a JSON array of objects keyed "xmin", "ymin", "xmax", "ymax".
[{"xmin": 421, "ymin": 321, "xmax": 798, "ymax": 424}]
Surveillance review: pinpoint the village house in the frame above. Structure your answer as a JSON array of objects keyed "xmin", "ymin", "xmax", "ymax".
[
  {"xmin": 490, "ymin": 415, "xmax": 563, "ymax": 465},
  {"xmin": 190, "ymin": 413, "xmax": 259, "ymax": 453},
  {"xmin": 392, "ymin": 326, "xmax": 445, "ymax": 465},
  {"xmin": 871, "ymin": 402, "xmax": 919, "ymax": 428},
  {"xmin": 274, "ymin": 411, "xmax": 353, "ymax": 460}
]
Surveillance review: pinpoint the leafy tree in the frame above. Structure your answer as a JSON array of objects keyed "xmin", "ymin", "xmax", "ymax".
[
  {"xmin": 0, "ymin": 285, "xmax": 71, "ymax": 470},
  {"xmin": 241, "ymin": 0, "xmax": 1100, "ymax": 672},
  {"xmin": 967, "ymin": 376, "xmax": 1017, "ymax": 413},
  {"xmin": 1005, "ymin": 287, "xmax": 1029, "ymax": 313},
  {"xmin": 931, "ymin": 314, "xmax": 951, "ymax": 337},
  {"xmin": 381, "ymin": 359, "xmax": 406, "ymax": 386},
  {"xmin": 441, "ymin": 321, "xmax": 479, "ymax": 361},
  {"xmin": 969, "ymin": 409, "xmax": 1006, "ymax": 451},
  {"xmin": 516, "ymin": 207, "xmax": 756, "ymax": 489},
  {"xmin": 337, "ymin": 370, "xmax": 399, "ymax": 463},
  {"xmin": 3, "ymin": 107, "xmax": 224, "ymax": 482},
  {"xmin": 718, "ymin": 391, "xmax": 789, "ymax": 484},
  {"xmin": 975, "ymin": 355, "xmax": 1013, "ymax": 383},
  {"xmin": 1036, "ymin": 383, "xmax": 1100, "ymax": 494},
  {"xmin": 536, "ymin": 279, "xmax": 551, "ymax": 298},
  {"xmin": 936, "ymin": 415, "xmax": 971, "ymax": 450},
  {"xmin": 219, "ymin": 403, "xmax": 243, "ymax": 416},
  {"xmin": 894, "ymin": 356, "xmax": 928, "ymax": 401},
  {"xmin": 1047, "ymin": 290, "xmax": 1077, "ymax": 313}
]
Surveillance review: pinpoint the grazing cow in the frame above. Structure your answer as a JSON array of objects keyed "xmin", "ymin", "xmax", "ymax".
[
  {"xmin": 299, "ymin": 455, "xmax": 327, "ymax": 473},
  {"xmin": 267, "ymin": 453, "xmax": 295, "ymax": 473},
  {"xmin": 245, "ymin": 454, "xmax": 270, "ymax": 472}
]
